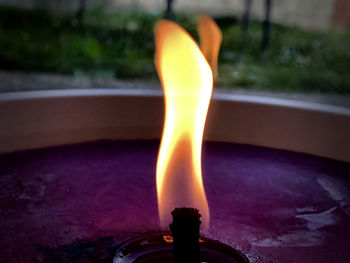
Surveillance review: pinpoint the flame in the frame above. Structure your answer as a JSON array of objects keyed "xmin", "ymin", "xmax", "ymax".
[
  {"xmin": 154, "ymin": 20, "xmax": 212, "ymax": 231},
  {"xmin": 198, "ymin": 15, "xmax": 222, "ymax": 80}
]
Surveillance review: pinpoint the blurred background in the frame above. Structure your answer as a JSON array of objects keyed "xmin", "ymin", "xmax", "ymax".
[{"xmin": 0, "ymin": 0, "xmax": 349, "ymax": 104}]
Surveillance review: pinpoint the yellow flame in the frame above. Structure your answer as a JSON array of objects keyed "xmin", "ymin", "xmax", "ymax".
[
  {"xmin": 155, "ymin": 20, "xmax": 212, "ymax": 231},
  {"xmin": 198, "ymin": 15, "xmax": 222, "ymax": 80}
]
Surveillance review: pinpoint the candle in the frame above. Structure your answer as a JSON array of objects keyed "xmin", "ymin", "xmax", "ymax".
[{"xmin": 0, "ymin": 141, "xmax": 349, "ymax": 262}]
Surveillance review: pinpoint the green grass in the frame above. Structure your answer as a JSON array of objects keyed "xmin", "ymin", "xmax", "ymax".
[{"xmin": 0, "ymin": 6, "xmax": 350, "ymax": 93}]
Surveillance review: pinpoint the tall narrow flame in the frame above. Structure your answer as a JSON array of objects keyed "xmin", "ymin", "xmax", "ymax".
[
  {"xmin": 155, "ymin": 20, "xmax": 212, "ymax": 231},
  {"xmin": 198, "ymin": 15, "xmax": 222, "ymax": 80}
]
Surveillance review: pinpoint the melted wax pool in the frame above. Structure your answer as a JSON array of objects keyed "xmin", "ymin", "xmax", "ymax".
[{"xmin": 0, "ymin": 140, "xmax": 349, "ymax": 262}]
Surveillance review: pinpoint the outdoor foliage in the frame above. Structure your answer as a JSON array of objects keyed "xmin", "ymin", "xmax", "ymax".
[{"xmin": 0, "ymin": 6, "xmax": 350, "ymax": 93}]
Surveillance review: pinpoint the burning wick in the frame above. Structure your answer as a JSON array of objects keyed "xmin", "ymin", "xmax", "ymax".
[
  {"xmin": 170, "ymin": 207, "xmax": 201, "ymax": 263},
  {"xmin": 154, "ymin": 16, "xmax": 222, "ymax": 261},
  {"xmin": 114, "ymin": 17, "xmax": 247, "ymax": 263}
]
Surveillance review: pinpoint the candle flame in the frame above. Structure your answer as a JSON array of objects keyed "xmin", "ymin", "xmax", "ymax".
[
  {"xmin": 198, "ymin": 15, "xmax": 222, "ymax": 80},
  {"xmin": 154, "ymin": 20, "xmax": 213, "ymax": 231}
]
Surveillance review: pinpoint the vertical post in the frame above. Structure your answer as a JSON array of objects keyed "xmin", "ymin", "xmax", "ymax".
[
  {"xmin": 261, "ymin": 0, "xmax": 272, "ymax": 50},
  {"xmin": 241, "ymin": 0, "xmax": 253, "ymax": 35},
  {"xmin": 76, "ymin": 0, "xmax": 86, "ymax": 28},
  {"xmin": 165, "ymin": 0, "xmax": 175, "ymax": 20},
  {"xmin": 170, "ymin": 208, "xmax": 201, "ymax": 263}
]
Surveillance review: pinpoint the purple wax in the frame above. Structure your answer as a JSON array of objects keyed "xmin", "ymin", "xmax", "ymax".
[{"xmin": 0, "ymin": 140, "xmax": 349, "ymax": 262}]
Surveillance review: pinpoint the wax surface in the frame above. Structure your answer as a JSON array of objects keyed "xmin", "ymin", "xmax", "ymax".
[{"xmin": 0, "ymin": 140, "xmax": 349, "ymax": 262}]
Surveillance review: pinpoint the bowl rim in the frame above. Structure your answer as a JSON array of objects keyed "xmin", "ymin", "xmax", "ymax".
[{"xmin": 1, "ymin": 89, "xmax": 349, "ymax": 162}]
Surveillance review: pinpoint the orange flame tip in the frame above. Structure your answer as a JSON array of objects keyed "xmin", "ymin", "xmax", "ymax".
[{"xmin": 198, "ymin": 15, "xmax": 222, "ymax": 80}]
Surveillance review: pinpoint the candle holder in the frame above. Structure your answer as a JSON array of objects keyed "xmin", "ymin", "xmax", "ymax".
[
  {"xmin": 114, "ymin": 208, "xmax": 249, "ymax": 263},
  {"xmin": 1, "ymin": 90, "xmax": 350, "ymax": 262},
  {"xmin": 113, "ymin": 231, "xmax": 249, "ymax": 263}
]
